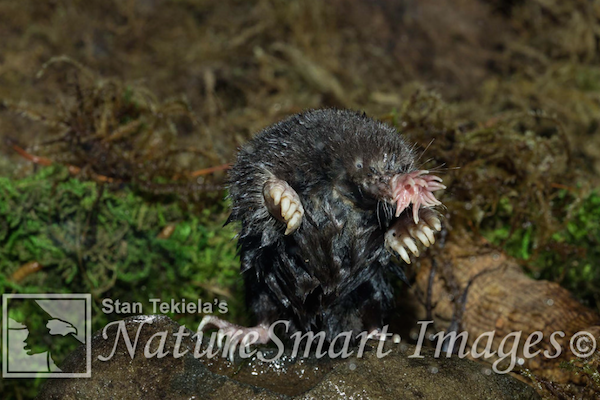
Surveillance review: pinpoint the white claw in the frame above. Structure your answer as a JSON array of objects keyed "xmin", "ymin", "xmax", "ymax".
[
  {"xmin": 286, "ymin": 202, "xmax": 298, "ymax": 220},
  {"xmin": 430, "ymin": 217, "xmax": 442, "ymax": 232},
  {"xmin": 198, "ymin": 317, "xmax": 209, "ymax": 332},
  {"xmin": 285, "ymin": 212, "xmax": 302, "ymax": 235},
  {"xmin": 414, "ymin": 230, "xmax": 430, "ymax": 247},
  {"xmin": 403, "ymin": 237, "xmax": 420, "ymax": 256},
  {"xmin": 271, "ymin": 187, "xmax": 283, "ymax": 205},
  {"xmin": 281, "ymin": 197, "xmax": 290, "ymax": 215},
  {"xmin": 397, "ymin": 246, "xmax": 411, "ymax": 264},
  {"xmin": 422, "ymin": 226, "xmax": 435, "ymax": 244},
  {"xmin": 217, "ymin": 331, "xmax": 226, "ymax": 348}
]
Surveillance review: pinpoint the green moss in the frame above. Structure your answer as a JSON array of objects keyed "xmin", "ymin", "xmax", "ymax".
[
  {"xmin": 0, "ymin": 164, "xmax": 244, "ymax": 329},
  {"xmin": 0, "ymin": 165, "xmax": 248, "ymax": 398}
]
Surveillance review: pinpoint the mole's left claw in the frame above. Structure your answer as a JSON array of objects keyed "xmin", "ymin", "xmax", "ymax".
[
  {"xmin": 423, "ymin": 212, "xmax": 442, "ymax": 232},
  {"xmin": 386, "ymin": 209, "xmax": 442, "ymax": 264}
]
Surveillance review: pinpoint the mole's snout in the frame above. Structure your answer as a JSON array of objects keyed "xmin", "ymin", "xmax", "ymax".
[{"xmin": 390, "ymin": 170, "xmax": 446, "ymax": 223}]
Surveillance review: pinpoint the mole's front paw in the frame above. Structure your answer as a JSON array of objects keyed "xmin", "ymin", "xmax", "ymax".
[
  {"xmin": 385, "ymin": 209, "xmax": 442, "ymax": 264},
  {"xmin": 263, "ymin": 178, "xmax": 304, "ymax": 235}
]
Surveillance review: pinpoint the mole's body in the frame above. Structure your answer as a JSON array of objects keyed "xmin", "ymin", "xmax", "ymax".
[{"xmin": 200, "ymin": 109, "xmax": 445, "ymax": 348}]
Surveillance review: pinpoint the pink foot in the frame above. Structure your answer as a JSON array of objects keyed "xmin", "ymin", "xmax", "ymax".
[{"xmin": 198, "ymin": 315, "xmax": 270, "ymax": 360}]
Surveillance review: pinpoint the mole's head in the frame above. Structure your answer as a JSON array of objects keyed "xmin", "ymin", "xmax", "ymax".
[{"xmin": 330, "ymin": 114, "xmax": 445, "ymax": 224}]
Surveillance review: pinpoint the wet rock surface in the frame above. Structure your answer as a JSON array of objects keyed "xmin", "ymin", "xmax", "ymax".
[{"xmin": 37, "ymin": 315, "xmax": 539, "ymax": 400}]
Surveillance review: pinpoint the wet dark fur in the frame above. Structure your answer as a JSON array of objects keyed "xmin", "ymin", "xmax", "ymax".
[{"xmin": 228, "ymin": 109, "xmax": 417, "ymax": 340}]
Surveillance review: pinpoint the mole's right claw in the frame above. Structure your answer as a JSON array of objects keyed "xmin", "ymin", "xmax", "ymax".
[{"xmin": 263, "ymin": 178, "xmax": 304, "ymax": 235}]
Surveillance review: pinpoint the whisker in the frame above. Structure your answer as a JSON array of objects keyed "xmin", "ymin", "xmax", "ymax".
[
  {"xmin": 416, "ymin": 157, "xmax": 435, "ymax": 170},
  {"xmin": 414, "ymin": 138, "xmax": 435, "ymax": 164},
  {"xmin": 427, "ymin": 163, "xmax": 454, "ymax": 173}
]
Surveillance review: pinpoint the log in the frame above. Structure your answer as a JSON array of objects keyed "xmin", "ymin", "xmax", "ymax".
[{"xmin": 408, "ymin": 230, "xmax": 600, "ymax": 384}]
